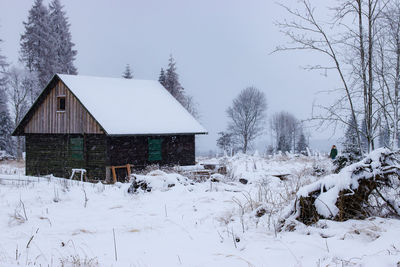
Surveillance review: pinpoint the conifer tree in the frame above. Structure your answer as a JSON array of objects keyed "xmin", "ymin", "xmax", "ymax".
[
  {"xmin": 158, "ymin": 68, "xmax": 166, "ymax": 87},
  {"xmin": 20, "ymin": 0, "xmax": 54, "ymax": 88},
  {"xmin": 0, "ymin": 83, "xmax": 8, "ymax": 116},
  {"xmin": 296, "ymin": 132, "xmax": 308, "ymax": 153},
  {"xmin": 159, "ymin": 55, "xmax": 198, "ymax": 117},
  {"xmin": 49, "ymin": 0, "xmax": 77, "ymax": 75},
  {"xmin": 0, "ymin": 37, "xmax": 7, "ymax": 87},
  {"xmin": 342, "ymin": 116, "xmax": 361, "ymax": 156},
  {"xmin": 277, "ymin": 135, "xmax": 290, "ymax": 152},
  {"xmin": 20, "ymin": 0, "xmax": 77, "ymax": 91},
  {"xmin": 164, "ymin": 55, "xmax": 185, "ymax": 103},
  {"xmin": 0, "ymin": 37, "xmax": 13, "ymax": 154},
  {"xmin": 0, "ymin": 109, "xmax": 14, "ymax": 154},
  {"xmin": 122, "ymin": 64, "xmax": 133, "ymax": 79}
]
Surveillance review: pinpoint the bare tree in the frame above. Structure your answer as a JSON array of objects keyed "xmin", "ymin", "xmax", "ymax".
[
  {"xmin": 374, "ymin": 0, "xmax": 400, "ymax": 149},
  {"xmin": 226, "ymin": 86, "xmax": 267, "ymax": 153},
  {"xmin": 337, "ymin": 0, "xmax": 389, "ymax": 152},
  {"xmin": 180, "ymin": 94, "xmax": 199, "ymax": 119},
  {"xmin": 6, "ymin": 67, "xmax": 30, "ymax": 159},
  {"xmin": 270, "ymin": 111, "xmax": 301, "ymax": 153},
  {"xmin": 274, "ymin": 0, "xmax": 361, "ymax": 155}
]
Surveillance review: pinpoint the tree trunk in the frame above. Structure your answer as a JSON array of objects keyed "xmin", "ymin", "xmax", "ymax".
[
  {"xmin": 394, "ymin": 24, "xmax": 400, "ymax": 150},
  {"xmin": 16, "ymin": 136, "xmax": 23, "ymax": 160}
]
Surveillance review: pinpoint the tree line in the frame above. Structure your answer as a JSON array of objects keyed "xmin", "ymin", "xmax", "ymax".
[{"xmin": 217, "ymin": 87, "xmax": 308, "ymax": 155}]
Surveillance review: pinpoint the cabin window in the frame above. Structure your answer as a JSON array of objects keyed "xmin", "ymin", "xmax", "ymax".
[
  {"xmin": 148, "ymin": 138, "xmax": 162, "ymax": 161},
  {"xmin": 69, "ymin": 137, "xmax": 84, "ymax": 161},
  {"xmin": 57, "ymin": 96, "xmax": 66, "ymax": 111}
]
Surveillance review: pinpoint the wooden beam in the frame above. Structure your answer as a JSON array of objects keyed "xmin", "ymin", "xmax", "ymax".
[
  {"xmin": 111, "ymin": 166, "xmax": 117, "ymax": 183},
  {"xmin": 110, "ymin": 164, "xmax": 133, "ymax": 183},
  {"xmin": 126, "ymin": 164, "xmax": 131, "ymax": 178}
]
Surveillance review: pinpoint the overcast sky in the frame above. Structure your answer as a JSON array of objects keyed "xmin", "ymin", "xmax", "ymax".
[{"xmin": 0, "ymin": 0, "xmax": 341, "ymax": 153}]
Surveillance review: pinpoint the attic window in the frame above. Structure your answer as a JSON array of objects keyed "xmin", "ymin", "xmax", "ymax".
[{"xmin": 57, "ymin": 96, "xmax": 66, "ymax": 111}]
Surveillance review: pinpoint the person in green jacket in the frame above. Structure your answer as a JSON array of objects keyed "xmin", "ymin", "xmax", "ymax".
[{"xmin": 330, "ymin": 145, "xmax": 338, "ymax": 159}]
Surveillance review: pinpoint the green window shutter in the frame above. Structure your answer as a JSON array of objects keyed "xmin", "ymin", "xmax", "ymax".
[
  {"xmin": 70, "ymin": 137, "xmax": 84, "ymax": 160},
  {"xmin": 148, "ymin": 138, "xmax": 162, "ymax": 161}
]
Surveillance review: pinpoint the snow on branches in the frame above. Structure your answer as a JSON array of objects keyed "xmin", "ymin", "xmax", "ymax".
[{"xmin": 283, "ymin": 148, "xmax": 400, "ymax": 226}]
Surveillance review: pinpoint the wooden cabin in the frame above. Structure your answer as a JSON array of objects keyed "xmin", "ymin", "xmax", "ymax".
[{"xmin": 13, "ymin": 74, "xmax": 207, "ymax": 181}]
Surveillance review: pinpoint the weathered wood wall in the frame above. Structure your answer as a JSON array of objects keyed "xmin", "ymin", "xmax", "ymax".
[
  {"xmin": 26, "ymin": 134, "xmax": 66, "ymax": 178},
  {"xmin": 25, "ymin": 134, "xmax": 195, "ymax": 180},
  {"xmin": 107, "ymin": 135, "xmax": 195, "ymax": 168},
  {"xmin": 24, "ymin": 81, "xmax": 103, "ymax": 134},
  {"xmin": 26, "ymin": 134, "xmax": 107, "ymax": 179}
]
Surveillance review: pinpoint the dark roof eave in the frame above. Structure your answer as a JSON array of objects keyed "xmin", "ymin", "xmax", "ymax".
[{"xmin": 107, "ymin": 132, "xmax": 208, "ymax": 136}]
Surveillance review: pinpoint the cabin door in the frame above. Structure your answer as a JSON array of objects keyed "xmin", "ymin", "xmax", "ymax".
[
  {"xmin": 69, "ymin": 136, "xmax": 85, "ymax": 168},
  {"xmin": 148, "ymin": 138, "xmax": 162, "ymax": 162}
]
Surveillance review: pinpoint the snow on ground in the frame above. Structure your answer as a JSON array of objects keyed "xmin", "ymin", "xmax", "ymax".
[
  {"xmin": 0, "ymin": 160, "xmax": 25, "ymax": 176},
  {"xmin": 0, "ymin": 154, "xmax": 399, "ymax": 266}
]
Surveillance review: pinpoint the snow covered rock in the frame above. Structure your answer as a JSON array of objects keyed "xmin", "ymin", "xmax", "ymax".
[
  {"xmin": 239, "ymin": 178, "xmax": 248, "ymax": 184},
  {"xmin": 127, "ymin": 170, "xmax": 192, "ymax": 193}
]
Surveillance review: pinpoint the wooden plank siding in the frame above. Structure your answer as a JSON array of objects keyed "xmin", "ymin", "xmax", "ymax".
[
  {"xmin": 26, "ymin": 134, "xmax": 107, "ymax": 179},
  {"xmin": 24, "ymin": 81, "xmax": 104, "ymax": 134},
  {"xmin": 107, "ymin": 135, "xmax": 195, "ymax": 168}
]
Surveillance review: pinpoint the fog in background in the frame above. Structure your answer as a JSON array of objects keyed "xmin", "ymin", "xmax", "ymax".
[{"xmin": 0, "ymin": 0, "xmax": 342, "ymax": 154}]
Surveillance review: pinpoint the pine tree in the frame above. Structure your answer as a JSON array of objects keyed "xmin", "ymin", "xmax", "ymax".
[
  {"xmin": 158, "ymin": 68, "xmax": 166, "ymax": 87},
  {"xmin": 277, "ymin": 134, "xmax": 290, "ymax": 152},
  {"xmin": 20, "ymin": 0, "xmax": 55, "ymax": 88},
  {"xmin": 0, "ymin": 110, "xmax": 14, "ymax": 154},
  {"xmin": 342, "ymin": 116, "xmax": 361, "ymax": 156},
  {"xmin": 0, "ymin": 37, "xmax": 8, "ymax": 109},
  {"xmin": 0, "ymin": 86, "xmax": 7, "ymax": 116},
  {"xmin": 160, "ymin": 55, "xmax": 198, "ymax": 117},
  {"xmin": 122, "ymin": 64, "xmax": 133, "ymax": 79},
  {"xmin": 49, "ymin": 0, "xmax": 77, "ymax": 75},
  {"xmin": 164, "ymin": 55, "xmax": 185, "ymax": 102},
  {"xmin": 0, "ymin": 37, "xmax": 7, "ymax": 87},
  {"xmin": 0, "ymin": 79, "xmax": 13, "ymax": 155},
  {"xmin": 296, "ymin": 132, "xmax": 307, "ymax": 153},
  {"xmin": 0, "ymin": 37, "xmax": 13, "ymax": 154}
]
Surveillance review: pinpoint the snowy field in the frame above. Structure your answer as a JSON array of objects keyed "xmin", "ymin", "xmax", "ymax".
[{"xmin": 0, "ymin": 155, "xmax": 400, "ymax": 266}]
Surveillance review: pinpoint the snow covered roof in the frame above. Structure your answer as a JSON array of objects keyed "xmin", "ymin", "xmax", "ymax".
[
  {"xmin": 56, "ymin": 74, "xmax": 207, "ymax": 135},
  {"xmin": 13, "ymin": 74, "xmax": 207, "ymax": 136}
]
